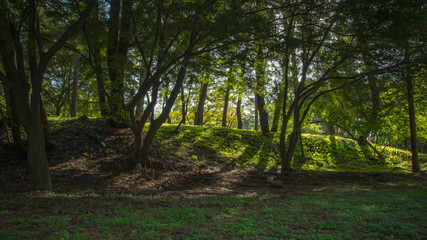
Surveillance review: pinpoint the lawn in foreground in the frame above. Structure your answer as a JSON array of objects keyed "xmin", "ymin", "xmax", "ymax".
[{"xmin": 1, "ymin": 187, "xmax": 426, "ymax": 240}]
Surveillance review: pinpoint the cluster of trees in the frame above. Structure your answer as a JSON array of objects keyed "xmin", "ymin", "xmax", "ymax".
[{"xmin": 0, "ymin": 0, "xmax": 425, "ymax": 190}]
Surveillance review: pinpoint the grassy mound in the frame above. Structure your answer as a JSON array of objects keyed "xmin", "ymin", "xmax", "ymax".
[{"xmin": 155, "ymin": 124, "xmax": 426, "ymax": 172}]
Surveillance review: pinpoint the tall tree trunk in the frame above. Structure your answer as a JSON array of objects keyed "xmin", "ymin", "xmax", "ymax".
[
  {"xmin": 236, "ymin": 97, "xmax": 243, "ymax": 129},
  {"xmin": 180, "ymin": 86, "xmax": 186, "ymax": 124},
  {"xmin": 84, "ymin": 0, "xmax": 109, "ymax": 118},
  {"xmin": 40, "ymin": 99, "xmax": 54, "ymax": 150},
  {"xmin": 135, "ymin": 71, "xmax": 147, "ymax": 121},
  {"xmin": 107, "ymin": 0, "xmax": 131, "ymax": 123},
  {"xmin": 254, "ymin": 93, "xmax": 259, "ymax": 131},
  {"xmin": 0, "ymin": 0, "xmax": 93, "ymax": 190},
  {"xmin": 271, "ymin": 76, "xmax": 286, "ymax": 132},
  {"xmin": 27, "ymin": 106, "xmax": 52, "ymax": 189},
  {"xmin": 406, "ymin": 75, "xmax": 420, "ymax": 172},
  {"xmin": 70, "ymin": 53, "xmax": 80, "ymax": 117},
  {"xmin": 194, "ymin": 82, "xmax": 208, "ymax": 125},
  {"xmin": 255, "ymin": 46, "xmax": 269, "ymax": 135},
  {"xmin": 256, "ymin": 93, "xmax": 269, "ymax": 135},
  {"xmin": 10, "ymin": 85, "xmax": 52, "ymax": 190},
  {"xmin": 4, "ymin": 88, "xmax": 24, "ymax": 155},
  {"xmin": 222, "ymin": 87, "xmax": 230, "ymax": 128}
]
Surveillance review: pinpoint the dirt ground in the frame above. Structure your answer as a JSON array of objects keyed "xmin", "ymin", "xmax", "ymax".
[{"xmin": 1, "ymin": 118, "xmax": 426, "ymax": 197}]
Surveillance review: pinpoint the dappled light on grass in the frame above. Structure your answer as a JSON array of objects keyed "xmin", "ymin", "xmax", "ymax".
[{"xmin": 1, "ymin": 189, "xmax": 426, "ymax": 239}]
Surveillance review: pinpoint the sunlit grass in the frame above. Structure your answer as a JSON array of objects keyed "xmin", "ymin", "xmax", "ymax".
[{"xmin": 154, "ymin": 124, "xmax": 425, "ymax": 172}]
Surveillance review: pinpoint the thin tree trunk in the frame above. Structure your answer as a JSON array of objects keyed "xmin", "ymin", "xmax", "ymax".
[
  {"xmin": 271, "ymin": 79, "xmax": 285, "ymax": 132},
  {"xmin": 222, "ymin": 88, "xmax": 230, "ymax": 128},
  {"xmin": 180, "ymin": 86, "xmax": 186, "ymax": 124},
  {"xmin": 70, "ymin": 53, "xmax": 80, "ymax": 117},
  {"xmin": 254, "ymin": 93, "xmax": 258, "ymax": 131},
  {"xmin": 195, "ymin": 82, "xmax": 208, "ymax": 125},
  {"xmin": 256, "ymin": 93, "xmax": 269, "ymax": 135},
  {"xmin": 135, "ymin": 71, "xmax": 147, "ymax": 121},
  {"xmin": 299, "ymin": 133, "xmax": 305, "ymax": 159},
  {"xmin": 255, "ymin": 46, "xmax": 269, "ymax": 135},
  {"xmin": 406, "ymin": 75, "xmax": 420, "ymax": 172},
  {"xmin": 84, "ymin": 0, "xmax": 109, "ymax": 118},
  {"xmin": 236, "ymin": 97, "xmax": 243, "ymax": 129}
]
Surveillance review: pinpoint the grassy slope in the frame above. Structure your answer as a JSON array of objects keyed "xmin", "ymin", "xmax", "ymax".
[
  {"xmin": 155, "ymin": 124, "xmax": 427, "ymax": 172},
  {"xmin": 1, "ymin": 121, "xmax": 427, "ymax": 239}
]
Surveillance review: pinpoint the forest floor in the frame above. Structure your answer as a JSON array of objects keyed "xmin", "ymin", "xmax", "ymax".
[
  {"xmin": 1, "ymin": 116, "xmax": 426, "ymax": 196},
  {"xmin": 1, "ymin": 117, "xmax": 426, "ymax": 239}
]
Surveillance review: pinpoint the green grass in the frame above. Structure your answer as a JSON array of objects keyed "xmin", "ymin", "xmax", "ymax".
[
  {"xmin": 1, "ymin": 188, "xmax": 426, "ymax": 239},
  {"xmin": 155, "ymin": 124, "xmax": 426, "ymax": 172}
]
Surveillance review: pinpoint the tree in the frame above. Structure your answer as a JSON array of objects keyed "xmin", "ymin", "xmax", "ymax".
[
  {"xmin": 273, "ymin": 0, "xmax": 371, "ymax": 172},
  {"xmin": 0, "ymin": 0, "xmax": 94, "ymax": 189}
]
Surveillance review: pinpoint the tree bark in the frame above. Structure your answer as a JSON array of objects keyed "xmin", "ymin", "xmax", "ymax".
[
  {"xmin": 4, "ymin": 88, "xmax": 24, "ymax": 155},
  {"xmin": 254, "ymin": 94, "xmax": 259, "ymax": 131},
  {"xmin": 256, "ymin": 92, "xmax": 269, "ymax": 135},
  {"xmin": 255, "ymin": 46, "xmax": 269, "ymax": 135},
  {"xmin": 222, "ymin": 87, "xmax": 230, "ymax": 128},
  {"xmin": 107, "ymin": 0, "xmax": 131, "ymax": 123},
  {"xmin": 180, "ymin": 86, "xmax": 186, "ymax": 124},
  {"xmin": 134, "ymin": 33, "xmax": 196, "ymax": 164},
  {"xmin": 40, "ymin": 99, "xmax": 54, "ymax": 150},
  {"xmin": 0, "ymin": 0, "xmax": 93, "ymax": 189},
  {"xmin": 70, "ymin": 53, "xmax": 80, "ymax": 117},
  {"xmin": 84, "ymin": 0, "xmax": 109, "ymax": 117},
  {"xmin": 135, "ymin": 71, "xmax": 147, "ymax": 121},
  {"xmin": 194, "ymin": 82, "xmax": 208, "ymax": 125},
  {"xmin": 27, "ymin": 101, "xmax": 52, "ymax": 189},
  {"xmin": 236, "ymin": 97, "xmax": 243, "ymax": 129},
  {"xmin": 271, "ymin": 76, "xmax": 285, "ymax": 132},
  {"xmin": 406, "ymin": 75, "xmax": 420, "ymax": 172}
]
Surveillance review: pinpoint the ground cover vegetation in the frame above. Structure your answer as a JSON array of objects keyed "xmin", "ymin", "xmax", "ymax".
[{"xmin": 0, "ymin": 0, "xmax": 426, "ymax": 238}]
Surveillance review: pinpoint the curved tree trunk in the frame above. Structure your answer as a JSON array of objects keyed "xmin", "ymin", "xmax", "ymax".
[{"xmin": 135, "ymin": 38, "xmax": 194, "ymax": 164}]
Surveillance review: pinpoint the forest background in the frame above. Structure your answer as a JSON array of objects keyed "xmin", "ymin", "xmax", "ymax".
[{"xmin": 0, "ymin": 0, "xmax": 426, "ymax": 190}]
